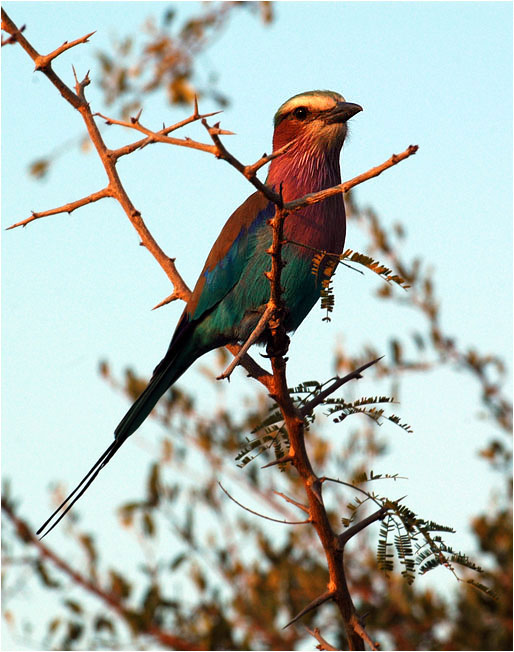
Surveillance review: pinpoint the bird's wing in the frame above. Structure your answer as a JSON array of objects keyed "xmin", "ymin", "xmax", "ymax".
[
  {"xmin": 152, "ymin": 191, "xmax": 273, "ymax": 376},
  {"xmin": 181, "ymin": 191, "xmax": 273, "ymax": 327}
]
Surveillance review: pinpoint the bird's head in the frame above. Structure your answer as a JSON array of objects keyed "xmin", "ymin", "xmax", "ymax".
[{"xmin": 272, "ymin": 90, "xmax": 362, "ymax": 154}]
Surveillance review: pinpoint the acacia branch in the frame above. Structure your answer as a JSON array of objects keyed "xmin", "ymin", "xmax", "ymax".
[
  {"xmin": 339, "ymin": 507, "xmax": 388, "ymax": 547},
  {"xmin": 34, "ymin": 31, "xmax": 96, "ymax": 70},
  {"xmin": 6, "ymin": 188, "xmax": 111, "ymax": 230},
  {"xmin": 300, "ymin": 356, "xmax": 384, "ymax": 417},
  {"xmin": 202, "ymin": 117, "xmax": 284, "ymax": 206},
  {"xmin": 1, "ymin": 498, "xmax": 202, "ymax": 651},
  {"xmin": 4, "ymin": 13, "xmax": 417, "ymax": 648},
  {"xmin": 94, "ymin": 110, "xmax": 220, "ymax": 157},
  {"xmin": 284, "ymin": 145, "xmax": 419, "ymax": 213},
  {"xmin": 2, "ymin": 9, "xmax": 273, "ymax": 388}
]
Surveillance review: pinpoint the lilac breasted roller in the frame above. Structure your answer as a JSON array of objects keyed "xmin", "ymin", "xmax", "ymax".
[{"xmin": 38, "ymin": 90, "xmax": 362, "ymax": 536}]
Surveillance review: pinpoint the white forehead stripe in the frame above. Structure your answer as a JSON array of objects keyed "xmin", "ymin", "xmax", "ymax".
[{"xmin": 281, "ymin": 93, "xmax": 344, "ymax": 114}]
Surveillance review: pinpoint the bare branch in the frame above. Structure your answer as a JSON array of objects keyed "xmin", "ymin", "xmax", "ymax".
[
  {"xmin": 6, "ymin": 188, "xmax": 111, "ymax": 230},
  {"xmin": 218, "ymin": 483, "xmax": 311, "ymax": 525},
  {"xmin": 95, "ymin": 110, "xmax": 219, "ymax": 156},
  {"xmin": 34, "ymin": 31, "xmax": 95, "ymax": 70},
  {"xmin": 202, "ymin": 117, "xmax": 283, "ymax": 206},
  {"xmin": 2, "ymin": 9, "xmax": 84, "ymax": 109},
  {"xmin": 305, "ymin": 626, "xmax": 340, "ymax": 651},
  {"xmin": 105, "ymin": 107, "xmax": 224, "ymax": 160},
  {"xmin": 284, "ymin": 145, "xmax": 419, "ymax": 213}
]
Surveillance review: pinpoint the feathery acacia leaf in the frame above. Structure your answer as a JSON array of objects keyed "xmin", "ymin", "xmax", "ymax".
[{"xmin": 340, "ymin": 248, "xmax": 410, "ymax": 290}]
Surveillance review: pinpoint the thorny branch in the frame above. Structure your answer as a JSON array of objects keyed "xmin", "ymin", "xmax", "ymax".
[{"xmin": 2, "ymin": 10, "xmax": 420, "ymax": 649}]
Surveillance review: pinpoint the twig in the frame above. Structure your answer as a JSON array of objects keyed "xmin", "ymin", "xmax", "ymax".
[
  {"xmin": 284, "ymin": 146, "xmax": 419, "ymax": 213},
  {"xmin": 218, "ymin": 483, "xmax": 311, "ymax": 525},
  {"xmin": 320, "ymin": 477, "xmax": 385, "ymax": 512},
  {"xmin": 6, "ymin": 188, "xmax": 110, "ymax": 230},
  {"xmin": 94, "ymin": 110, "xmax": 219, "ymax": 157},
  {"xmin": 350, "ymin": 613, "xmax": 380, "ymax": 652},
  {"xmin": 305, "ymin": 626, "xmax": 340, "ymax": 651},
  {"xmin": 107, "ymin": 106, "xmax": 223, "ymax": 159},
  {"xmin": 34, "ymin": 31, "xmax": 95, "ymax": 70},
  {"xmin": 273, "ymin": 490, "xmax": 309, "ymax": 514},
  {"xmin": 202, "ymin": 117, "xmax": 283, "ymax": 206}
]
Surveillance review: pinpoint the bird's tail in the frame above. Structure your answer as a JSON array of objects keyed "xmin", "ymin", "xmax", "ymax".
[{"xmin": 37, "ymin": 342, "xmax": 194, "ymax": 539}]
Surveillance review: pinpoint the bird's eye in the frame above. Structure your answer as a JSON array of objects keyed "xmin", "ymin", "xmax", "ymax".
[{"xmin": 293, "ymin": 106, "xmax": 308, "ymax": 120}]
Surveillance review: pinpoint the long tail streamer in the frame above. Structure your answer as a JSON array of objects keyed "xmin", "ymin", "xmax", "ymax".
[{"xmin": 36, "ymin": 438, "xmax": 124, "ymax": 539}]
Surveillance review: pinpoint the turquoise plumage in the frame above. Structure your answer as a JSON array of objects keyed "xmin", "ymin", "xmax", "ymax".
[{"xmin": 37, "ymin": 90, "xmax": 362, "ymax": 537}]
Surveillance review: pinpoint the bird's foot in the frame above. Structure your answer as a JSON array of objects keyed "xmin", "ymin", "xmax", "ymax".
[{"xmin": 264, "ymin": 330, "xmax": 290, "ymax": 359}]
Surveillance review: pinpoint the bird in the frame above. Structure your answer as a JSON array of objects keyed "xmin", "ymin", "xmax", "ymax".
[{"xmin": 37, "ymin": 90, "xmax": 362, "ymax": 537}]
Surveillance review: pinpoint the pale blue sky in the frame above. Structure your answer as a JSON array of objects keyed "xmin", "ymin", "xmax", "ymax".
[{"xmin": 2, "ymin": 1, "xmax": 512, "ymax": 648}]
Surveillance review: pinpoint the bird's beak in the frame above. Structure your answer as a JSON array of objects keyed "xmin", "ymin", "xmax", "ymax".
[{"xmin": 325, "ymin": 101, "xmax": 363, "ymax": 124}]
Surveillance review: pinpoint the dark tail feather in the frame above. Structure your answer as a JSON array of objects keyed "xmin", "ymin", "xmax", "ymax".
[
  {"xmin": 37, "ymin": 438, "xmax": 122, "ymax": 539},
  {"xmin": 113, "ymin": 367, "xmax": 176, "ymax": 441},
  {"xmin": 37, "ymin": 351, "xmax": 188, "ymax": 538}
]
